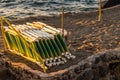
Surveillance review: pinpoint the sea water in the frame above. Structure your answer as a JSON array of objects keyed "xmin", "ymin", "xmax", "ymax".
[{"xmin": 0, "ymin": 0, "xmax": 106, "ymax": 19}]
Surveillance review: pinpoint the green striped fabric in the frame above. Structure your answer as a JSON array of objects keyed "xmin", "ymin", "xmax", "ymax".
[{"xmin": 4, "ymin": 22, "xmax": 75, "ymax": 68}]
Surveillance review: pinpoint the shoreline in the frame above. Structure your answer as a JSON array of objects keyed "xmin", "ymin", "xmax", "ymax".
[{"xmin": 9, "ymin": 4, "xmax": 120, "ymax": 24}]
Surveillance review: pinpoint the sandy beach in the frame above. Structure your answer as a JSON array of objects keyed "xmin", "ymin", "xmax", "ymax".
[{"xmin": 0, "ymin": 2, "xmax": 120, "ymax": 80}]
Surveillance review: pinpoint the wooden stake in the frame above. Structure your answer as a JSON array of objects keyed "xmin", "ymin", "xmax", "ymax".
[
  {"xmin": 98, "ymin": 0, "xmax": 102, "ymax": 21},
  {"xmin": 61, "ymin": 7, "xmax": 64, "ymax": 37}
]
